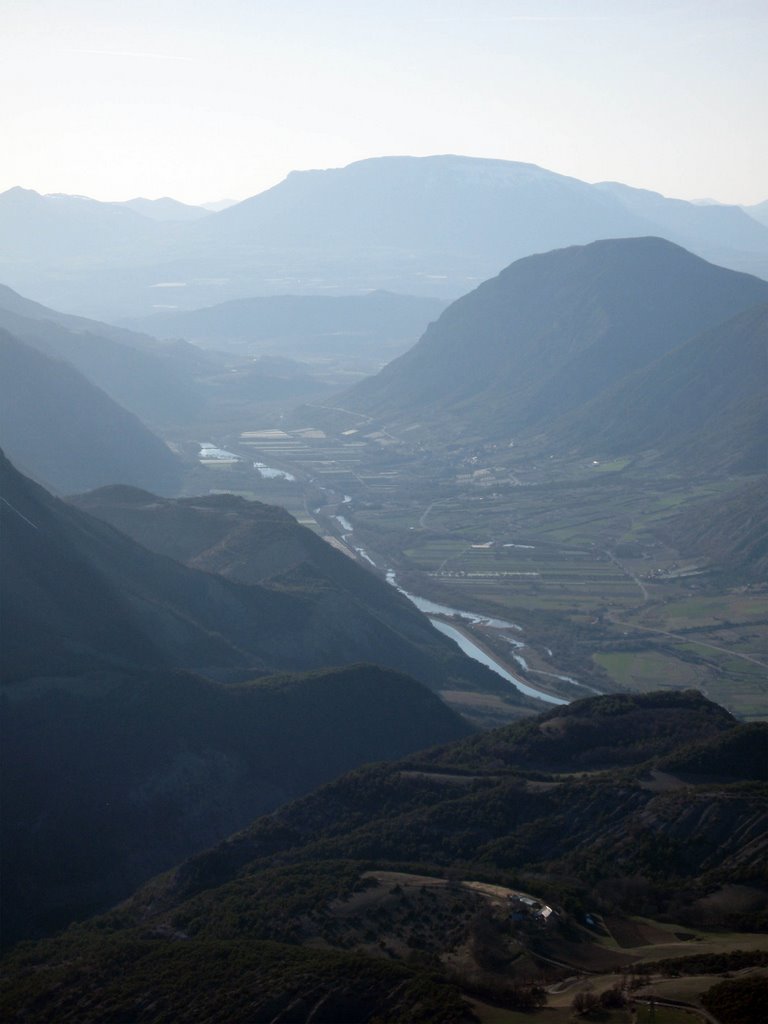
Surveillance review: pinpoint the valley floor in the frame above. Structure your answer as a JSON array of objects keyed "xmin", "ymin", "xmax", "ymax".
[{"xmin": 172, "ymin": 412, "xmax": 767, "ymax": 721}]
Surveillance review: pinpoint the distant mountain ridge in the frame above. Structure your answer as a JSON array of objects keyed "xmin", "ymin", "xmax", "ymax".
[
  {"xmin": 0, "ymin": 186, "xmax": 163, "ymax": 262},
  {"xmin": 198, "ymin": 156, "xmax": 768, "ymax": 268},
  {"xmin": 122, "ymin": 196, "xmax": 210, "ymax": 221},
  {"xmin": 0, "ymin": 283, "xmax": 204, "ymax": 429},
  {"xmin": 124, "ymin": 290, "xmax": 449, "ymax": 366},
  {"xmin": 744, "ymin": 199, "xmax": 768, "ymax": 228},
  {"xmin": 2, "ymin": 155, "xmax": 767, "ymax": 317}
]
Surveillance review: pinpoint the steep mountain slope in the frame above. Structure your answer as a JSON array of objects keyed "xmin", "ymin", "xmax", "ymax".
[
  {"xmin": 69, "ymin": 485, "xmax": 531, "ymax": 694},
  {"xmin": 744, "ymin": 199, "xmax": 768, "ymax": 228},
  {"xmin": 549, "ymin": 303, "xmax": 768, "ymax": 473},
  {"xmin": 0, "ymin": 448, "xmax": 284, "ymax": 681},
  {"xmin": 68, "ymin": 485, "xmax": 413, "ymax": 589},
  {"xmin": 1, "ymin": 452, "xmax": 513, "ymax": 696},
  {"xmin": 0, "ymin": 284, "xmax": 203, "ymax": 428},
  {"xmin": 0, "ymin": 939, "xmax": 471, "ymax": 1024},
  {"xmin": 661, "ymin": 476, "xmax": 768, "ymax": 581},
  {"xmin": 0, "ymin": 282, "xmax": 334, "ymax": 422},
  {"xmin": 5, "ymin": 692, "xmax": 764, "ymax": 1021},
  {"xmin": 0, "ymin": 281, "xmax": 206, "ymax": 360},
  {"xmin": 0, "ymin": 331, "xmax": 182, "ymax": 495},
  {"xmin": 341, "ymin": 238, "xmax": 768, "ymax": 444}
]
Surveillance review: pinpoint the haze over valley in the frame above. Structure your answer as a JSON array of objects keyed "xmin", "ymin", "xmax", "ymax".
[{"xmin": 2, "ymin": 2, "xmax": 767, "ymax": 1019}]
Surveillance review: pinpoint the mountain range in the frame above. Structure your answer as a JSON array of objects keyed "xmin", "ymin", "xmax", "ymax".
[
  {"xmin": 192, "ymin": 156, "xmax": 768, "ymax": 275},
  {"xmin": 0, "ymin": 655, "xmax": 470, "ymax": 945},
  {"xmin": 128, "ymin": 692, "xmax": 764, "ymax": 917},
  {"xmin": 2, "ymin": 156, "xmax": 767, "ymax": 319},
  {"xmin": 64, "ymin": 481, "xmax": 526, "ymax": 704}
]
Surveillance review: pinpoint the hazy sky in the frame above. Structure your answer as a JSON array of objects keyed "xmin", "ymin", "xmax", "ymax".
[{"xmin": 3, "ymin": 0, "xmax": 765, "ymax": 205}]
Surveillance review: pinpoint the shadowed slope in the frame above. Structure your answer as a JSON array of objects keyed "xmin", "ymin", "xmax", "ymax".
[
  {"xmin": 549, "ymin": 303, "xmax": 768, "ymax": 472},
  {"xmin": 1, "ymin": 664, "xmax": 470, "ymax": 944},
  {"xmin": 0, "ymin": 330, "xmax": 182, "ymax": 495},
  {"xmin": 2, "ymin": 453, "xmax": 516, "ymax": 695}
]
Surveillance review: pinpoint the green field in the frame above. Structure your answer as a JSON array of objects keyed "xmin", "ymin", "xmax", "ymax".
[
  {"xmin": 635, "ymin": 594, "xmax": 768, "ymax": 630},
  {"xmin": 594, "ymin": 651, "xmax": 701, "ymax": 690}
]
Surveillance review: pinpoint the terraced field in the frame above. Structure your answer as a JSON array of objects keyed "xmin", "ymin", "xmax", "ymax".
[{"xmin": 400, "ymin": 537, "xmax": 641, "ymax": 612}]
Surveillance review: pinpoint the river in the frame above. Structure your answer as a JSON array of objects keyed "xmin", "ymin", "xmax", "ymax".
[
  {"xmin": 323, "ymin": 503, "xmax": 577, "ymax": 706},
  {"xmin": 386, "ymin": 571, "xmax": 568, "ymax": 705},
  {"xmin": 385, "ymin": 571, "xmax": 521, "ymax": 629},
  {"xmin": 429, "ymin": 619, "xmax": 566, "ymax": 705}
]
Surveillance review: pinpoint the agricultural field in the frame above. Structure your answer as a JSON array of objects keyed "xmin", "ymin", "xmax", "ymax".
[
  {"xmin": 398, "ymin": 535, "xmax": 642, "ymax": 613},
  {"xmin": 593, "ymin": 651, "xmax": 702, "ymax": 690},
  {"xmin": 498, "ymin": 936, "xmax": 766, "ymax": 1022},
  {"xmin": 176, "ymin": 415, "xmax": 767, "ymax": 719},
  {"xmin": 605, "ymin": 597, "xmax": 768, "ymax": 720}
]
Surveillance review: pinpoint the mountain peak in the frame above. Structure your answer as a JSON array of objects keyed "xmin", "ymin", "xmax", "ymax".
[
  {"xmin": 0, "ymin": 185, "xmax": 42, "ymax": 201},
  {"xmin": 341, "ymin": 236, "xmax": 768, "ymax": 447}
]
